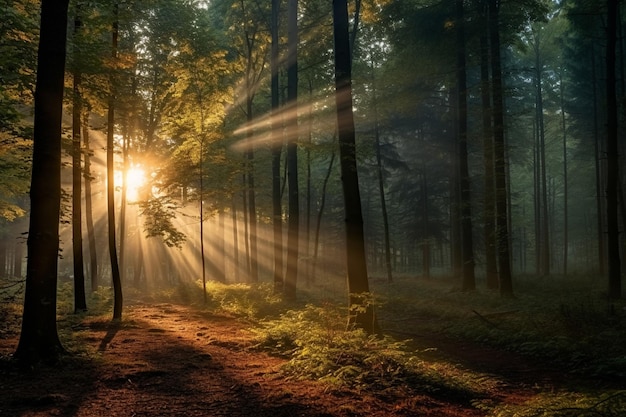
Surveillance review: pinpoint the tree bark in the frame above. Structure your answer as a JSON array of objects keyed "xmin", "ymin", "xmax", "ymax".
[
  {"xmin": 108, "ymin": 2, "xmax": 123, "ymax": 320},
  {"xmin": 559, "ymin": 72, "xmax": 568, "ymax": 275},
  {"xmin": 456, "ymin": 0, "xmax": 475, "ymax": 291},
  {"xmin": 72, "ymin": 7, "xmax": 87, "ymax": 312},
  {"xmin": 479, "ymin": 7, "xmax": 498, "ymax": 289},
  {"xmin": 284, "ymin": 0, "xmax": 299, "ymax": 301},
  {"xmin": 15, "ymin": 0, "xmax": 69, "ymax": 364},
  {"xmin": 82, "ymin": 110, "xmax": 98, "ymax": 292},
  {"xmin": 271, "ymin": 0, "xmax": 283, "ymax": 294},
  {"xmin": 489, "ymin": 0, "xmax": 513, "ymax": 297},
  {"xmin": 606, "ymin": 0, "xmax": 621, "ymax": 300},
  {"xmin": 333, "ymin": 0, "xmax": 374, "ymax": 334}
]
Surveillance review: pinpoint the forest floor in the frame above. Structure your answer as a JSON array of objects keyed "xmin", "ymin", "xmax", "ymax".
[{"xmin": 0, "ymin": 301, "xmax": 622, "ymax": 417}]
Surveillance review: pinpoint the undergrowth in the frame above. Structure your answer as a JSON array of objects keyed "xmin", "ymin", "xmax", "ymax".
[
  {"xmin": 475, "ymin": 390, "xmax": 626, "ymax": 417},
  {"xmin": 375, "ymin": 275, "xmax": 626, "ymax": 379},
  {"xmin": 252, "ymin": 303, "xmax": 488, "ymax": 401}
]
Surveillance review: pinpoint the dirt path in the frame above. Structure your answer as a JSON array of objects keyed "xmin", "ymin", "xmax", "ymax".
[
  {"xmin": 1, "ymin": 302, "xmax": 617, "ymax": 417},
  {"xmin": 1, "ymin": 303, "xmax": 488, "ymax": 416}
]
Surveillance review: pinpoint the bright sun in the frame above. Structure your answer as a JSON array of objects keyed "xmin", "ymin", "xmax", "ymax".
[{"xmin": 116, "ymin": 166, "xmax": 146, "ymax": 201}]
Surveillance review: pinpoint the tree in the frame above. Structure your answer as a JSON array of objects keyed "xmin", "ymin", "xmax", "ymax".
[
  {"xmin": 478, "ymin": 0, "xmax": 498, "ymax": 289},
  {"xmin": 332, "ymin": 0, "xmax": 374, "ymax": 334},
  {"xmin": 284, "ymin": 0, "xmax": 299, "ymax": 301},
  {"xmin": 489, "ymin": 0, "xmax": 513, "ymax": 297},
  {"xmin": 271, "ymin": 0, "xmax": 284, "ymax": 294},
  {"xmin": 71, "ymin": 4, "xmax": 87, "ymax": 312},
  {"xmin": 605, "ymin": 0, "xmax": 621, "ymax": 300},
  {"xmin": 14, "ymin": 0, "xmax": 70, "ymax": 364},
  {"xmin": 456, "ymin": 0, "xmax": 475, "ymax": 291},
  {"xmin": 108, "ymin": 2, "xmax": 123, "ymax": 320}
]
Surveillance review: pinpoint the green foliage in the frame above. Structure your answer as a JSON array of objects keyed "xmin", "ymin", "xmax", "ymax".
[
  {"xmin": 253, "ymin": 304, "xmax": 482, "ymax": 398},
  {"xmin": 476, "ymin": 391, "xmax": 626, "ymax": 417},
  {"xmin": 201, "ymin": 281, "xmax": 283, "ymax": 319},
  {"xmin": 138, "ymin": 195, "xmax": 186, "ymax": 248}
]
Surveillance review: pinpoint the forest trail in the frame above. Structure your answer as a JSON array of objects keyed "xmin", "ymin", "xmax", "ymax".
[{"xmin": 0, "ymin": 303, "xmax": 609, "ymax": 417}]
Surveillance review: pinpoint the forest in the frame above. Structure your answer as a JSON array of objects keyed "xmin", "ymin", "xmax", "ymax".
[{"xmin": 1, "ymin": 0, "xmax": 625, "ymax": 415}]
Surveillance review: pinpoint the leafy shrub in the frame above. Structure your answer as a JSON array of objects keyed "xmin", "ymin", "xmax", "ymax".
[
  {"xmin": 201, "ymin": 281, "xmax": 283, "ymax": 319},
  {"xmin": 253, "ymin": 304, "xmax": 483, "ymax": 399}
]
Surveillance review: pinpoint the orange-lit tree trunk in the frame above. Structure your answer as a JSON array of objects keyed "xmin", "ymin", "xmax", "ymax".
[
  {"xmin": 72, "ymin": 6, "xmax": 87, "ymax": 312},
  {"xmin": 108, "ymin": 2, "xmax": 123, "ymax": 320},
  {"xmin": 332, "ymin": 0, "xmax": 374, "ymax": 334},
  {"xmin": 82, "ymin": 110, "xmax": 98, "ymax": 292},
  {"xmin": 14, "ymin": 0, "xmax": 69, "ymax": 365}
]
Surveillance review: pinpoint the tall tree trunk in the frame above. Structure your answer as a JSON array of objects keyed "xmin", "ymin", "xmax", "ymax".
[
  {"xmin": 284, "ymin": 0, "xmax": 299, "ymax": 301},
  {"xmin": 118, "ymin": 129, "xmax": 129, "ymax": 283},
  {"xmin": 333, "ymin": 0, "xmax": 374, "ymax": 334},
  {"xmin": 313, "ymin": 148, "xmax": 336, "ymax": 280},
  {"xmin": 13, "ymin": 239, "xmax": 23, "ymax": 278},
  {"xmin": 72, "ymin": 8, "xmax": 87, "ymax": 313},
  {"xmin": 108, "ymin": 3, "xmax": 123, "ymax": 320},
  {"xmin": 456, "ymin": 0, "xmax": 475, "ymax": 291},
  {"xmin": 560, "ymin": 72, "xmax": 568, "ymax": 275},
  {"xmin": 421, "ymin": 171, "xmax": 431, "ymax": 279},
  {"xmin": 369, "ymin": 55, "xmax": 392, "ymax": 284},
  {"xmin": 591, "ymin": 46, "xmax": 605, "ymax": 276},
  {"xmin": 479, "ymin": 11, "xmax": 498, "ymax": 289},
  {"xmin": 606, "ymin": 0, "xmax": 621, "ymax": 300},
  {"xmin": 242, "ymin": 173, "xmax": 251, "ymax": 276},
  {"xmin": 14, "ymin": 0, "xmax": 69, "ymax": 364},
  {"xmin": 82, "ymin": 110, "xmax": 98, "ymax": 292},
  {"xmin": 305, "ymin": 79, "xmax": 314, "ymax": 286},
  {"xmin": 271, "ymin": 0, "xmax": 283, "ymax": 294},
  {"xmin": 534, "ymin": 40, "xmax": 550, "ymax": 276},
  {"xmin": 200, "ymin": 139, "xmax": 207, "ymax": 302},
  {"xmin": 232, "ymin": 195, "xmax": 240, "ymax": 282},
  {"xmin": 489, "ymin": 0, "xmax": 513, "ymax": 297}
]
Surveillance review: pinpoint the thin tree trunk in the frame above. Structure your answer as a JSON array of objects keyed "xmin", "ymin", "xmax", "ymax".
[
  {"xmin": 232, "ymin": 195, "xmax": 240, "ymax": 282},
  {"xmin": 534, "ymin": 41, "xmax": 550, "ymax": 276},
  {"xmin": 242, "ymin": 173, "xmax": 250, "ymax": 277},
  {"xmin": 82, "ymin": 110, "xmax": 98, "ymax": 292},
  {"xmin": 284, "ymin": 0, "xmax": 299, "ymax": 300},
  {"xmin": 560, "ymin": 72, "xmax": 568, "ymax": 275},
  {"xmin": 118, "ymin": 129, "xmax": 129, "ymax": 283},
  {"xmin": 369, "ymin": 55, "xmax": 392, "ymax": 284},
  {"xmin": 591, "ymin": 47, "xmax": 605, "ymax": 276},
  {"xmin": 333, "ymin": 0, "xmax": 375, "ymax": 334},
  {"xmin": 108, "ymin": 2, "xmax": 123, "ymax": 320},
  {"xmin": 313, "ymin": 147, "xmax": 336, "ymax": 280},
  {"xmin": 13, "ymin": 239, "xmax": 23, "ymax": 278},
  {"xmin": 606, "ymin": 0, "xmax": 621, "ymax": 300},
  {"xmin": 457, "ymin": 0, "xmax": 475, "ymax": 291},
  {"xmin": 271, "ymin": 0, "xmax": 283, "ymax": 294},
  {"xmin": 200, "ymin": 140, "xmax": 207, "ymax": 302},
  {"xmin": 421, "ymin": 172, "xmax": 431, "ymax": 279},
  {"xmin": 479, "ymin": 15, "xmax": 498, "ymax": 289},
  {"xmin": 72, "ymin": 8, "xmax": 87, "ymax": 312}
]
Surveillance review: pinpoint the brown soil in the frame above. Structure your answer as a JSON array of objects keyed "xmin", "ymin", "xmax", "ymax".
[{"xmin": 0, "ymin": 303, "xmax": 615, "ymax": 417}]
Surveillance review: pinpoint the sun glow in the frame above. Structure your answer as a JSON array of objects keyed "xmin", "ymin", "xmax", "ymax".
[{"xmin": 116, "ymin": 165, "xmax": 146, "ymax": 202}]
